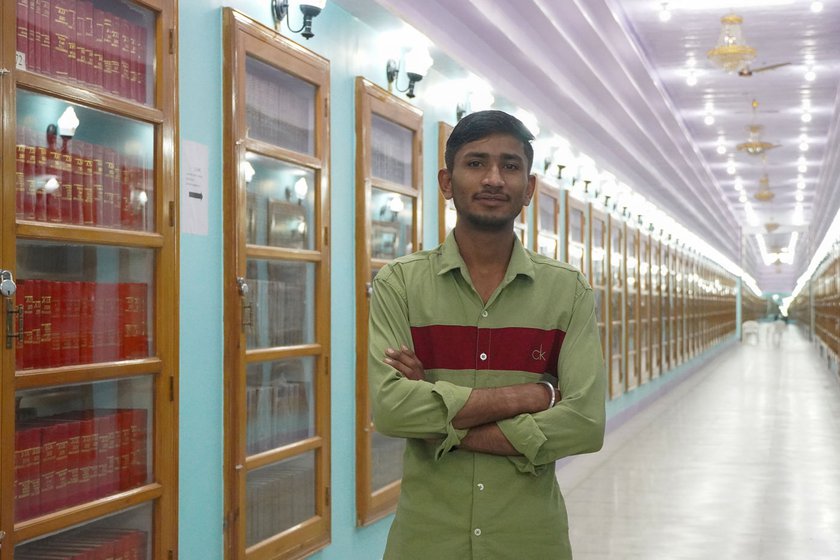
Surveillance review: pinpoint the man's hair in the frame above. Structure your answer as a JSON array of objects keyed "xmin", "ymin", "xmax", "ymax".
[{"xmin": 444, "ymin": 110, "xmax": 535, "ymax": 172}]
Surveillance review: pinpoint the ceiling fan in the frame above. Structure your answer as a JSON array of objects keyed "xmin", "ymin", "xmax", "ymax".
[{"xmin": 738, "ymin": 62, "xmax": 791, "ymax": 77}]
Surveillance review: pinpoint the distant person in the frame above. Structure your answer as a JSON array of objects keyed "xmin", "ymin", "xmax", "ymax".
[{"xmin": 368, "ymin": 110, "xmax": 606, "ymax": 559}]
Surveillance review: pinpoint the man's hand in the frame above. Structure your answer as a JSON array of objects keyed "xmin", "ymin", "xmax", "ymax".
[{"xmin": 383, "ymin": 345, "xmax": 426, "ymax": 381}]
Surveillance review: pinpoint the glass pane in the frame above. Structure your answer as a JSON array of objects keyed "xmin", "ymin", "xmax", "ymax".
[
  {"xmin": 244, "ymin": 153, "xmax": 316, "ymax": 250},
  {"xmin": 15, "ymin": 0, "xmax": 156, "ymax": 105},
  {"xmin": 246, "ymin": 56, "xmax": 316, "ymax": 154},
  {"xmin": 592, "ymin": 218, "xmax": 606, "ymax": 284},
  {"xmin": 245, "ymin": 260, "xmax": 315, "ymax": 349},
  {"xmin": 371, "ymin": 114, "xmax": 413, "ymax": 185},
  {"xmin": 371, "ymin": 431, "xmax": 404, "ymax": 491},
  {"xmin": 246, "ymin": 357, "xmax": 316, "ymax": 456},
  {"xmin": 443, "ymin": 198, "xmax": 456, "ymax": 238},
  {"xmin": 538, "ymin": 192, "xmax": 555, "ymax": 235},
  {"xmin": 537, "ymin": 234, "xmax": 557, "ymax": 259},
  {"xmin": 370, "ymin": 189, "xmax": 414, "ymax": 259},
  {"xmin": 15, "ymin": 377, "xmax": 153, "ymax": 522},
  {"xmin": 246, "ymin": 453, "xmax": 316, "ymax": 547},
  {"xmin": 16, "ymin": 90, "xmax": 155, "ymax": 230},
  {"xmin": 15, "ymin": 241, "xmax": 154, "ymax": 370}
]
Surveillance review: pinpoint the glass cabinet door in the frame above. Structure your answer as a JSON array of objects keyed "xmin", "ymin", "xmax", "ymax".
[
  {"xmin": 638, "ymin": 232, "xmax": 650, "ymax": 384},
  {"xmin": 625, "ymin": 226, "xmax": 638, "ymax": 391},
  {"xmin": 590, "ymin": 208, "xmax": 608, "ymax": 393},
  {"xmin": 535, "ymin": 181, "xmax": 561, "ymax": 260},
  {"xmin": 3, "ymin": 0, "xmax": 178, "ymax": 556},
  {"xmin": 566, "ymin": 194, "xmax": 588, "ymax": 278},
  {"xmin": 651, "ymin": 236, "xmax": 662, "ymax": 378},
  {"xmin": 355, "ymin": 77, "xmax": 423, "ymax": 527},
  {"xmin": 437, "ymin": 122, "xmax": 455, "ymax": 243},
  {"xmin": 223, "ymin": 9, "xmax": 331, "ymax": 559},
  {"xmin": 608, "ymin": 216, "xmax": 625, "ymax": 399}
]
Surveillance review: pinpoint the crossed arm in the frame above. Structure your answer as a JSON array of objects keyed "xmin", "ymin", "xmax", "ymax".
[{"xmin": 383, "ymin": 346, "xmax": 560, "ymax": 456}]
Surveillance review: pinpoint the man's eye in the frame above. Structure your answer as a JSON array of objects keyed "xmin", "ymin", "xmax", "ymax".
[
  {"xmin": 466, "ymin": 160, "xmax": 482, "ymax": 167},
  {"xmin": 504, "ymin": 163, "xmax": 520, "ymax": 170}
]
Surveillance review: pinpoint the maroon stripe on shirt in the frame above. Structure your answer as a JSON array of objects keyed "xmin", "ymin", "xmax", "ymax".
[{"xmin": 410, "ymin": 325, "xmax": 565, "ymax": 376}]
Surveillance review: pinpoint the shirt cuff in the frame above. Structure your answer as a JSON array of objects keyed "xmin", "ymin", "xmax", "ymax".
[
  {"xmin": 430, "ymin": 382, "xmax": 472, "ymax": 460},
  {"xmin": 497, "ymin": 414, "xmax": 548, "ymax": 475}
]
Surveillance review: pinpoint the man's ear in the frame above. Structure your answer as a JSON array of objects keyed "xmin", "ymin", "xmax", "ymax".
[
  {"xmin": 523, "ymin": 174, "xmax": 537, "ymax": 206},
  {"xmin": 438, "ymin": 168, "xmax": 453, "ymax": 200}
]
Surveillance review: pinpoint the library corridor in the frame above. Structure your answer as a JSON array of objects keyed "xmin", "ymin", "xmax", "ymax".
[{"xmin": 558, "ymin": 326, "xmax": 840, "ymax": 560}]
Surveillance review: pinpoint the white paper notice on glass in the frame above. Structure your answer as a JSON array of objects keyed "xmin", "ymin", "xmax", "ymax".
[{"xmin": 181, "ymin": 139, "xmax": 209, "ymax": 235}]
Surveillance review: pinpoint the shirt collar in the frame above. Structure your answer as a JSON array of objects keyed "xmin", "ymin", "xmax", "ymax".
[{"xmin": 437, "ymin": 230, "xmax": 536, "ymax": 281}]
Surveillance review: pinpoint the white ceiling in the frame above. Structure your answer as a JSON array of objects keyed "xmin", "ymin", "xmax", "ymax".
[{"xmin": 333, "ymin": 0, "xmax": 840, "ymax": 293}]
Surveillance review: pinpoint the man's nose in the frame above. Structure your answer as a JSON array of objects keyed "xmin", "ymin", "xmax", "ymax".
[{"xmin": 481, "ymin": 163, "xmax": 504, "ymax": 186}]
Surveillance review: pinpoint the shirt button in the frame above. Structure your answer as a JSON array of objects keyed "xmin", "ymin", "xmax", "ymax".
[
  {"xmin": 479, "ymin": 352, "xmax": 487, "ymax": 361},
  {"xmin": 481, "ymin": 310, "xmax": 488, "ymax": 317},
  {"xmin": 477, "ymin": 483, "xmax": 484, "ymax": 491},
  {"xmin": 474, "ymin": 528, "xmax": 482, "ymax": 536}
]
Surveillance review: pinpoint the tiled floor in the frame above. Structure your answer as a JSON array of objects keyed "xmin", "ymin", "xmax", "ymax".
[{"xmin": 557, "ymin": 325, "xmax": 840, "ymax": 560}]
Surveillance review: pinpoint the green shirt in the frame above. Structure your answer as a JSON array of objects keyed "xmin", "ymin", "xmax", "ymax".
[{"xmin": 369, "ymin": 232, "xmax": 606, "ymax": 560}]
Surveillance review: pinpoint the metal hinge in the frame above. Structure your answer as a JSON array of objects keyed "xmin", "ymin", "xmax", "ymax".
[
  {"xmin": 168, "ymin": 550, "xmax": 174, "ymax": 560},
  {"xmin": 322, "ymin": 226, "xmax": 329, "ymax": 247},
  {"xmin": 169, "ymin": 376, "xmax": 175, "ymax": 402},
  {"xmin": 324, "ymin": 355, "xmax": 329, "ymax": 376},
  {"xmin": 325, "ymin": 486, "xmax": 330, "ymax": 507},
  {"xmin": 169, "ymin": 29, "xmax": 175, "ymax": 55},
  {"xmin": 169, "ymin": 201, "xmax": 176, "ymax": 227}
]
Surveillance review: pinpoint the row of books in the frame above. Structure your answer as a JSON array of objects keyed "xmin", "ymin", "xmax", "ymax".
[
  {"xmin": 15, "ymin": 408, "xmax": 148, "ymax": 522},
  {"xmin": 245, "ymin": 381, "xmax": 311, "ymax": 456},
  {"xmin": 16, "ymin": 528, "xmax": 147, "ymax": 560},
  {"xmin": 16, "ymin": 0, "xmax": 150, "ymax": 104},
  {"xmin": 16, "ymin": 126, "xmax": 151, "ymax": 230},
  {"xmin": 245, "ymin": 65, "xmax": 313, "ymax": 153},
  {"xmin": 16, "ymin": 279, "xmax": 149, "ymax": 371},
  {"xmin": 245, "ymin": 278, "xmax": 308, "ymax": 350},
  {"xmin": 246, "ymin": 457, "xmax": 315, "ymax": 547}
]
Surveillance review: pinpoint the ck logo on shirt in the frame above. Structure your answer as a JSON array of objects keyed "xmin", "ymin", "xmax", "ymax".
[{"xmin": 531, "ymin": 345, "xmax": 547, "ymax": 362}]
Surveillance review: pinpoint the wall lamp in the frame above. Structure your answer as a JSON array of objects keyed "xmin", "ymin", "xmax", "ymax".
[
  {"xmin": 271, "ymin": 0, "xmax": 326, "ymax": 39},
  {"xmin": 386, "ymin": 46, "xmax": 433, "ymax": 99},
  {"xmin": 43, "ymin": 107, "xmax": 80, "ymax": 194}
]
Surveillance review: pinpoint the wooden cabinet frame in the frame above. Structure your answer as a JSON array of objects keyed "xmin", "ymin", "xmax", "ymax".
[
  {"xmin": 437, "ymin": 122, "xmax": 453, "ymax": 244},
  {"xmin": 354, "ymin": 78, "xmax": 423, "ymax": 527},
  {"xmin": 565, "ymin": 193, "xmax": 589, "ymax": 279},
  {"xmin": 222, "ymin": 9, "xmax": 331, "ymax": 559},
  {"xmin": 533, "ymin": 179, "xmax": 561, "ymax": 260},
  {"xmin": 607, "ymin": 215, "xmax": 625, "ymax": 398},
  {"xmin": 0, "ymin": 0, "xmax": 179, "ymax": 556}
]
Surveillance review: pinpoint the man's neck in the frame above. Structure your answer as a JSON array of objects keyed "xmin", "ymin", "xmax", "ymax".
[{"xmin": 453, "ymin": 223, "xmax": 516, "ymax": 302}]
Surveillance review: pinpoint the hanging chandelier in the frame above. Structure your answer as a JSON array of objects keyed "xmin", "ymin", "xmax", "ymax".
[
  {"xmin": 707, "ymin": 13, "xmax": 756, "ymax": 73},
  {"xmin": 764, "ymin": 221, "xmax": 779, "ymax": 233},
  {"xmin": 753, "ymin": 174, "xmax": 774, "ymax": 202},
  {"xmin": 737, "ymin": 125, "xmax": 779, "ymax": 156}
]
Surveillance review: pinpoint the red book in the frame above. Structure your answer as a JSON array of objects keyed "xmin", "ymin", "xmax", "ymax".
[
  {"xmin": 50, "ymin": 0, "xmax": 75, "ymax": 80},
  {"xmin": 47, "ymin": 281, "xmax": 63, "ymax": 366},
  {"xmin": 92, "ymin": 8, "xmax": 104, "ymax": 88},
  {"xmin": 119, "ymin": 157, "xmax": 131, "ymax": 229},
  {"xmin": 75, "ymin": 414, "xmax": 97, "ymax": 502},
  {"xmin": 128, "ymin": 22, "xmax": 138, "ymax": 101},
  {"xmin": 38, "ymin": 280, "xmax": 56, "ymax": 368},
  {"xmin": 128, "ymin": 408, "xmax": 148, "ymax": 486},
  {"xmin": 36, "ymin": 0, "xmax": 52, "ymax": 75},
  {"xmin": 60, "ymin": 142, "xmax": 74, "ymax": 223},
  {"xmin": 102, "ymin": 148, "xmax": 117, "ymax": 227},
  {"xmin": 47, "ymin": 139, "xmax": 64, "ymax": 223},
  {"xmin": 78, "ymin": 0, "xmax": 93, "ymax": 86},
  {"xmin": 113, "ymin": 409, "xmax": 132, "ymax": 490},
  {"xmin": 24, "ymin": 133, "xmax": 37, "ymax": 220},
  {"xmin": 15, "ymin": 425, "xmax": 42, "ymax": 520},
  {"xmin": 119, "ymin": 282, "xmax": 148, "ymax": 359},
  {"xmin": 34, "ymin": 144, "xmax": 48, "ymax": 221},
  {"xmin": 60, "ymin": 418, "xmax": 81, "ymax": 508},
  {"xmin": 83, "ymin": 141, "xmax": 94, "ymax": 225},
  {"xmin": 16, "ymin": 0, "xmax": 30, "ymax": 69},
  {"xmin": 78, "ymin": 281, "xmax": 95, "ymax": 364},
  {"xmin": 93, "ymin": 411, "xmax": 119, "ymax": 496},
  {"xmin": 136, "ymin": 25, "xmax": 147, "ymax": 104},
  {"xmin": 15, "ymin": 281, "xmax": 27, "ymax": 370},
  {"xmin": 72, "ymin": 140, "xmax": 85, "ymax": 225},
  {"xmin": 119, "ymin": 17, "xmax": 131, "ymax": 98},
  {"xmin": 38, "ymin": 420, "xmax": 68, "ymax": 515},
  {"xmin": 92, "ymin": 144, "xmax": 104, "ymax": 225},
  {"xmin": 22, "ymin": 279, "xmax": 42, "ymax": 370},
  {"xmin": 61, "ymin": 281, "xmax": 81, "ymax": 366},
  {"xmin": 102, "ymin": 13, "xmax": 119, "ymax": 95},
  {"xmin": 16, "ymin": 129, "xmax": 26, "ymax": 219}
]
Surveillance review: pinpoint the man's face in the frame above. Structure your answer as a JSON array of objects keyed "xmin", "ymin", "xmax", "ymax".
[{"xmin": 439, "ymin": 133, "xmax": 536, "ymax": 231}]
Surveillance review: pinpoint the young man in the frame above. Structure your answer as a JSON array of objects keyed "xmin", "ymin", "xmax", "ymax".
[{"xmin": 369, "ymin": 110, "xmax": 606, "ymax": 559}]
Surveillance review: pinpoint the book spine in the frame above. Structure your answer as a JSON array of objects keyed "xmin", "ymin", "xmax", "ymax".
[
  {"xmin": 119, "ymin": 17, "xmax": 131, "ymax": 99},
  {"xmin": 24, "ymin": 132, "xmax": 36, "ymax": 219},
  {"xmin": 39, "ymin": 280, "xmax": 55, "ymax": 368},
  {"xmin": 16, "ymin": 129, "xmax": 26, "ymax": 219},
  {"xmin": 47, "ymin": 142, "xmax": 64, "ymax": 223},
  {"xmin": 129, "ymin": 408, "xmax": 148, "ymax": 487},
  {"xmin": 51, "ymin": 0, "xmax": 74, "ymax": 80},
  {"xmin": 92, "ymin": 144, "xmax": 104, "ymax": 225},
  {"xmin": 80, "ymin": 0, "xmax": 94, "ymax": 86},
  {"xmin": 103, "ymin": 148, "xmax": 116, "ymax": 227},
  {"xmin": 16, "ymin": 0, "xmax": 30, "ymax": 69},
  {"xmin": 34, "ymin": 144, "xmax": 48, "ymax": 221},
  {"xmin": 78, "ymin": 281, "xmax": 94, "ymax": 365},
  {"xmin": 62, "ymin": 419, "xmax": 81, "ymax": 509},
  {"xmin": 36, "ymin": 0, "xmax": 52, "ymax": 75},
  {"xmin": 61, "ymin": 281, "xmax": 81, "ymax": 366},
  {"xmin": 136, "ymin": 25, "xmax": 147, "ymax": 104},
  {"xmin": 60, "ymin": 142, "xmax": 74, "ymax": 223},
  {"xmin": 30, "ymin": 279, "xmax": 43, "ymax": 369},
  {"xmin": 102, "ymin": 12, "xmax": 117, "ymax": 94},
  {"xmin": 116, "ymin": 409, "xmax": 132, "ymax": 491},
  {"xmin": 76, "ymin": 416, "xmax": 96, "ymax": 502},
  {"xmin": 83, "ymin": 141, "xmax": 94, "ymax": 226},
  {"xmin": 72, "ymin": 140, "xmax": 85, "ymax": 225},
  {"xmin": 15, "ymin": 281, "xmax": 27, "ymax": 370}
]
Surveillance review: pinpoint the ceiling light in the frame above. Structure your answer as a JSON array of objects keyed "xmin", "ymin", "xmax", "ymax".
[
  {"xmin": 736, "ymin": 124, "xmax": 778, "ymax": 156},
  {"xmin": 734, "ymin": 178, "xmax": 743, "ymax": 190},
  {"xmin": 738, "ymin": 194, "xmax": 747, "ymax": 203},
  {"xmin": 811, "ymin": 1, "xmax": 824, "ymax": 13},
  {"xmin": 801, "ymin": 112, "xmax": 812, "ymax": 123},
  {"xmin": 707, "ymin": 13, "xmax": 756, "ymax": 74},
  {"xmin": 716, "ymin": 144, "xmax": 726, "ymax": 155},
  {"xmin": 659, "ymin": 2, "xmax": 672, "ymax": 21},
  {"xmin": 805, "ymin": 68, "xmax": 817, "ymax": 81},
  {"xmin": 726, "ymin": 162, "xmax": 736, "ymax": 174},
  {"xmin": 704, "ymin": 114, "xmax": 715, "ymax": 125},
  {"xmin": 797, "ymin": 180, "xmax": 806, "ymax": 190},
  {"xmin": 799, "ymin": 142, "xmax": 809, "ymax": 151},
  {"xmin": 795, "ymin": 192, "xmax": 804, "ymax": 202},
  {"xmin": 686, "ymin": 71, "xmax": 697, "ymax": 86},
  {"xmin": 798, "ymin": 163, "xmax": 808, "ymax": 173}
]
